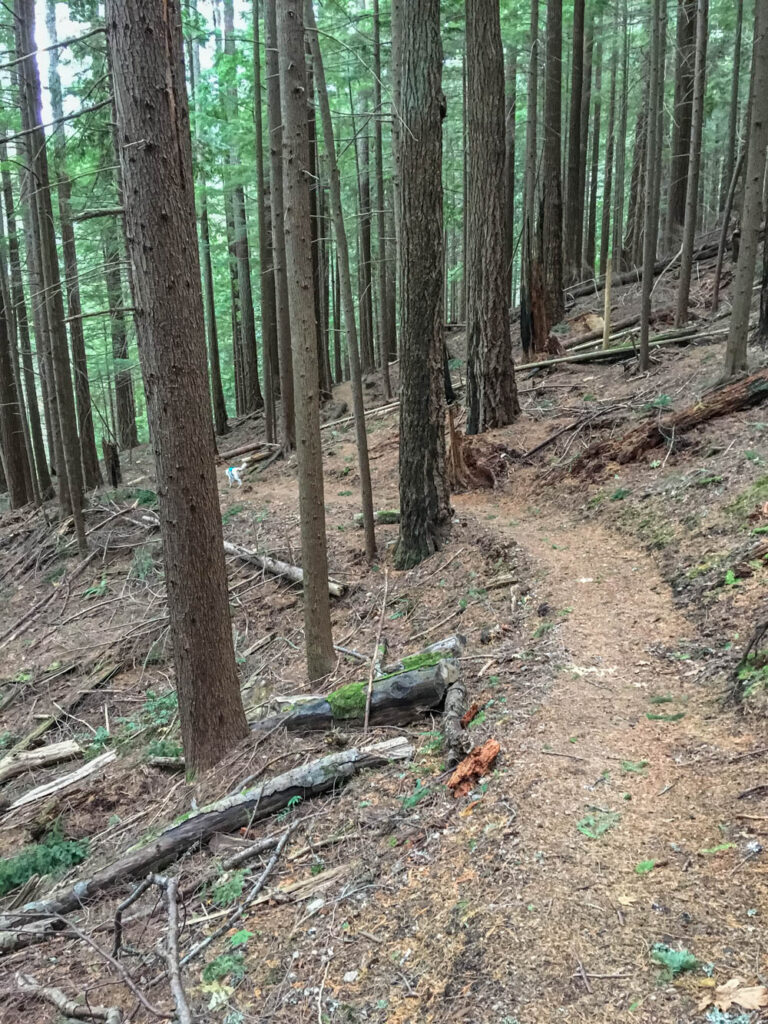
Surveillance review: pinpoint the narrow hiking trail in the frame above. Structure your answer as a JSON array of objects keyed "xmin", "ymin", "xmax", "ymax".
[{"xmin": 417, "ymin": 487, "xmax": 768, "ymax": 1022}]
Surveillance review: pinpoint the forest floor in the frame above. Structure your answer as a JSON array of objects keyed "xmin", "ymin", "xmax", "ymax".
[{"xmin": 1, "ymin": 269, "xmax": 768, "ymax": 1023}]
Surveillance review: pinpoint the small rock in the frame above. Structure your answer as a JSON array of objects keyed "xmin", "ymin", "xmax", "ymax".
[{"xmin": 343, "ymin": 970, "xmax": 359, "ymax": 984}]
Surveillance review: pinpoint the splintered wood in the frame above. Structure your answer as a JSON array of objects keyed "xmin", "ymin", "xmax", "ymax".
[{"xmin": 447, "ymin": 738, "xmax": 501, "ymax": 798}]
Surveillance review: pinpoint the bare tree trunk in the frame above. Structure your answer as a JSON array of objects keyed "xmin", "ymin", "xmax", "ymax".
[
  {"xmin": 712, "ymin": 147, "xmax": 746, "ymax": 313},
  {"xmin": 265, "ymin": 0, "xmax": 295, "ymax": 452},
  {"xmin": 640, "ymin": 0, "xmax": 667, "ymax": 370},
  {"xmin": 504, "ymin": 46, "xmax": 517, "ymax": 302},
  {"xmin": 306, "ymin": 49, "xmax": 331, "ymax": 402},
  {"xmin": 599, "ymin": 27, "xmax": 618, "ymax": 278},
  {"xmin": 666, "ymin": 0, "xmax": 696, "ymax": 251},
  {"xmin": 584, "ymin": 33, "xmax": 602, "ymax": 277},
  {"xmin": 278, "ymin": 0, "xmax": 335, "ymax": 680},
  {"xmin": 720, "ymin": 0, "xmax": 744, "ymax": 211},
  {"xmin": 675, "ymin": 0, "xmax": 709, "ymax": 326},
  {"xmin": 306, "ymin": 1, "xmax": 377, "ymax": 562},
  {"xmin": 392, "ymin": 0, "xmax": 449, "ymax": 568},
  {"xmin": 466, "ymin": 0, "xmax": 520, "ymax": 434},
  {"xmin": 333, "ymin": 252, "xmax": 343, "ymax": 383},
  {"xmin": 253, "ymin": 0, "xmax": 277, "ymax": 442},
  {"xmin": 612, "ymin": 0, "xmax": 629, "ymax": 260},
  {"xmin": 102, "ymin": 219, "xmax": 139, "ymax": 451},
  {"xmin": 224, "ymin": 0, "xmax": 262, "ymax": 413},
  {"xmin": 46, "ymin": 0, "xmax": 102, "ymax": 490},
  {"xmin": 541, "ymin": 0, "xmax": 564, "ymax": 328},
  {"xmin": 15, "ymin": 0, "xmax": 87, "ymax": 556},
  {"xmin": 0, "ymin": 286, "xmax": 31, "ymax": 507},
  {"xmin": 564, "ymin": 0, "xmax": 585, "ymax": 283},
  {"xmin": 373, "ymin": 0, "xmax": 392, "ymax": 399},
  {"xmin": 520, "ymin": 0, "xmax": 539, "ymax": 358},
  {"xmin": 0, "ymin": 145, "xmax": 51, "ymax": 499},
  {"xmin": 576, "ymin": 8, "xmax": 594, "ymax": 278},
  {"xmin": 724, "ymin": 0, "xmax": 768, "ymax": 376},
  {"xmin": 106, "ymin": 0, "xmax": 248, "ymax": 771}
]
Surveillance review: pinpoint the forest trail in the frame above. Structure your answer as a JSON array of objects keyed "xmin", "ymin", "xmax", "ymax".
[{"xmin": 395, "ymin": 482, "xmax": 767, "ymax": 1022}]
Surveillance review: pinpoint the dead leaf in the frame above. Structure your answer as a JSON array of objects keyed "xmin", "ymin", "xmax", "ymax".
[
  {"xmin": 616, "ymin": 895, "xmax": 637, "ymax": 906},
  {"xmin": 447, "ymin": 738, "xmax": 500, "ymax": 799},
  {"xmin": 698, "ymin": 977, "xmax": 768, "ymax": 1012}
]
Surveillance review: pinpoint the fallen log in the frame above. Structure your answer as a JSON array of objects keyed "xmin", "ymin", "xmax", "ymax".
[
  {"xmin": 563, "ymin": 312, "xmax": 642, "ymax": 349},
  {"xmin": 354, "ymin": 509, "xmax": 400, "ymax": 526},
  {"xmin": 0, "ymin": 737, "xmax": 413, "ymax": 945},
  {"xmin": 442, "ymin": 680, "xmax": 470, "ymax": 767},
  {"xmin": 216, "ymin": 440, "xmax": 278, "ymax": 463},
  {"xmin": 515, "ymin": 329, "xmax": 723, "ymax": 374},
  {"xmin": 0, "ymin": 740, "xmax": 82, "ymax": 786},
  {"xmin": 574, "ymin": 367, "xmax": 768, "ymax": 471},
  {"xmin": 379, "ymin": 635, "xmax": 466, "ymax": 675},
  {"xmin": 253, "ymin": 660, "xmax": 459, "ymax": 734},
  {"xmin": 7, "ymin": 749, "xmax": 117, "ymax": 810},
  {"xmin": 564, "ymin": 241, "xmax": 718, "ymax": 302},
  {"xmin": 223, "ymin": 541, "xmax": 346, "ymax": 597}
]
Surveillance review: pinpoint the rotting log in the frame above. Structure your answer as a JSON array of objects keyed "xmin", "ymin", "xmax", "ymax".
[
  {"xmin": 223, "ymin": 541, "xmax": 346, "ymax": 597},
  {"xmin": 354, "ymin": 509, "xmax": 400, "ymax": 527},
  {"xmin": 442, "ymin": 679, "xmax": 470, "ymax": 766},
  {"xmin": 0, "ymin": 737, "xmax": 413, "ymax": 948},
  {"xmin": 0, "ymin": 740, "xmax": 82, "ymax": 786},
  {"xmin": 252, "ymin": 660, "xmax": 459, "ymax": 734},
  {"xmin": 563, "ymin": 241, "xmax": 718, "ymax": 303},
  {"xmin": 216, "ymin": 440, "xmax": 278, "ymax": 463},
  {"xmin": 379, "ymin": 635, "xmax": 466, "ymax": 675},
  {"xmin": 7, "ymin": 750, "xmax": 117, "ymax": 810},
  {"xmin": 574, "ymin": 367, "xmax": 768, "ymax": 472},
  {"xmin": 515, "ymin": 329, "xmax": 723, "ymax": 374}
]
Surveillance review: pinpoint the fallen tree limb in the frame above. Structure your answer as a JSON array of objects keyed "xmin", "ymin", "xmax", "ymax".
[
  {"xmin": 442, "ymin": 680, "xmax": 470, "ymax": 767},
  {"xmin": 148, "ymin": 876, "xmax": 193, "ymax": 1024},
  {"xmin": 254, "ymin": 660, "xmax": 458, "ymax": 734},
  {"xmin": 2, "ymin": 663, "xmax": 119, "ymax": 760},
  {"xmin": 564, "ymin": 241, "xmax": 718, "ymax": 302},
  {"xmin": 320, "ymin": 399, "xmax": 400, "ymax": 432},
  {"xmin": 223, "ymin": 540, "xmax": 346, "ymax": 597},
  {"xmin": 216, "ymin": 440, "xmax": 277, "ymax": 464},
  {"xmin": 574, "ymin": 367, "xmax": 768, "ymax": 471},
  {"xmin": 515, "ymin": 330, "xmax": 722, "ymax": 374},
  {"xmin": 8, "ymin": 749, "xmax": 117, "ymax": 810},
  {"xmin": 0, "ymin": 737, "xmax": 413, "ymax": 945},
  {"xmin": 0, "ymin": 739, "xmax": 82, "ymax": 786},
  {"xmin": 15, "ymin": 973, "xmax": 122, "ymax": 1024}
]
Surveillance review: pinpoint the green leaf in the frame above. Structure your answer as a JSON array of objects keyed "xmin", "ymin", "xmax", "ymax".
[{"xmin": 635, "ymin": 859, "xmax": 656, "ymax": 874}]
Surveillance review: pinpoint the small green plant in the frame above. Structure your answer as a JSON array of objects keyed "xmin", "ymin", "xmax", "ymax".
[
  {"xmin": 310, "ymin": 861, "xmax": 325, "ymax": 876},
  {"xmin": 201, "ymin": 952, "xmax": 246, "ymax": 983},
  {"xmin": 130, "ymin": 546, "xmax": 156, "ymax": 580},
  {"xmin": 82, "ymin": 726, "xmax": 112, "ymax": 760},
  {"xmin": 388, "ymin": 596, "xmax": 414, "ymax": 621},
  {"xmin": 277, "ymin": 794, "xmax": 302, "ymax": 822},
  {"xmin": 0, "ymin": 827, "xmax": 89, "ymax": 897},
  {"xmin": 724, "ymin": 569, "xmax": 740, "ymax": 587},
  {"xmin": 468, "ymin": 710, "xmax": 486, "ymax": 728},
  {"xmin": 532, "ymin": 621, "xmax": 555, "ymax": 639},
  {"xmin": 646, "ymin": 712, "xmax": 685, "ymax": 722},
  {"xmin": 420, "ymin": 731, "xmax": 444, "ymax": 755},
  {"xmin": 650, "ymin": 943, "xmax": 697, "ymax": 978},
  {"xmin": 401, "ymin": 781, "xmax": 431, "ymax": 811},
  {"xmin": 143, "ymin": 689, "xmax": 178, "ymax": 727},
  {"xmin": 698, "ymin": 843, "xmax": 734, "ymax": 855},
  {"xmin": 745, "ymin": 450, "xmax": 762, "ymax": 463},
  {"xmin": 210, "ymin": 870, "xmax": 247, "ymax": 908},
  {"xmin": 83, "ymin": 577, "xmax": 109, "ymax": 600},
  {"xmin": 635, "ymin": 860, "xmax": 656, "ymax": 874},
  {"xmin": 576, "ymin": 810, "xmax": 620, "ymax": 839},
  {"xmin": 644, "ymin": 393, "xmax": 673, "ymax": 411},
  {"xmin": 222, "ymin": 504, "xmax": 244, "ymax": 525},
  {"xmin": 337, "ymin": 490, "xmax": 352, "ymax": 496},
  {"xmin": 649, "ymin": 695, "xmax": 674, "ymax": 704},
  {"xmin": 737, "ymin": 649, "xmax": 768, "ymax": 698},
  {"xmin": 610, "ymin": 487, "xmax": 631, "ymax": 501},
  {"xmin": 229, "ymin": 929, "xmax": 253, "ymax": 949},
  {"xmin": 146, "ymin": 739, "xmax": 183, "ymax": 758},
  {"xmin": 0, "ymin": 730, "xmax": 13, "ymax": 751}
]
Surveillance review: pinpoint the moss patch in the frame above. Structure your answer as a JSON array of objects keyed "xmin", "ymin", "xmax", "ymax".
[
  {"xmin": 727, "ymin": 475, "xmax": 768, "ymax": 523},
  {"xmin": 738, "ymin": 649, "xmax": 768, "ymax": 699},
  {"xmin": 327, "ymin": 681, "xmax": 367, "ymax": 720}
]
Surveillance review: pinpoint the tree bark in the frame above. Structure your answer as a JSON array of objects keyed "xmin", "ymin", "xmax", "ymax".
[
  {"xmin": 520, "ymin": 0, "xmax": 539, "ymax": 358},
  {"xmin": 106, "ymin": 0, "xmax": 248, "ymax": 770},
  {"xmin": 584, "ymin": 34, "xmax": 602, "ymax": 277},
  {"xmin": 724, "ymin": 0, "xmax": 768, "ymax": 376},
  {"xmin": 45, "ymin": 0, "xmax": 102, "ymax": 490},
  {"xmin": 253, "ymin": 0, "xmax": 277, "ymax": 442},
  {"xmin": 622, "ymin": 98, "xmax": 647, "ymax": 270},
  {"xmin": 0, "ymin": 148, "xmax": 51, "ymax": 499},
  {"xmin": 333, "ymin": 253, "xmax": 343, "ymax": 383},
  {"xmin": 0, "ymin": 285, "xmax": 30, "ymax": 507},
  {"xmin": 504, "ymin": 46, "xmax": 517, "ymax": 303},
  {"xmin": 599, "ymin": 27, "xmax": 618, "ymax": 278},
  {"xmin": 720, "ymin": 0, "xmax": 744, "ymax": 211},
  {"xmin": 666, "ymin": 0, "xmax": 696, "ymax": 251},
  {"xmin": 102, "ymin": 218, "xmax": 139, "ymax": 450},
  {"xmin": 639, "ymin": 0, "xmax": 666, "ymax": 370},
  {"xmin": 373, "ymin": 0, "xmax": 392, "ymax": 400},
  {"xmin": 223, "ymin": 0, "xmax": 262, "ymax": 413},
  {"xmin": 392, "ymin": 0, "xmax": 450, "ymax": 569},
  {"xmin": 15, "ymin": 0, "xmax": 87, "ymax": 555},
  {"xmin": 265, "ymin": 0, "xmax": 295, "ymax": 452},
  {"xmin": 277, "ymin": 0, "xmax": 335, "ymax": 680},
  {"xmin": 564, "ymin": 0, "xmax": 585, "ymax": 283},
  {"xmin": 541, "ymin": 0, "xmax": 564, "ymax": 328},
  {"xmin": 305, "ymin": 1, "xmax": 377, "ymax": 563},
  {"xmin": 465, "ymin": 0, "xmax": 520, "ymax": 434},
  {"xmin": 675, "ymin": 0, "xmax": 708, "ymax": 326},
  {"xmin": 612, "ymin": 0, "xmax": 629, "ymax": 262}
]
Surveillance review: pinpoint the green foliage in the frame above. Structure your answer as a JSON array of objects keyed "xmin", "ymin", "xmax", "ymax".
[
  {"xmin": 646, "ymin": 711, "xmax": 685, "ymax": 722},
  {"xmin": 0, "ymin": 730, "xmax": 14, "ymax": 751},
  {"xmin": 650, "ymin": 943, "xmax": 698, "ymax": 978},
  {"xmin": 532, "ymin": 621, "xmax": 555, "ymax": 639},
  {"xmin": 643, "ymin": 394, "xmax": 673, "ymax": 411},
  {"xmin": 82, "ymin": 725, "xmax": 112, "ymax": 760},
  {"xmin": 648, "ymin": 695, "xmax": 674, "ymax": 704},
  {"xmin": 276, "ymin": 795, "xmax": 302, "ymax": 822},
  {"xmin": 401, "ymin": 781, "xmax": 431, "ymax": 811},
  {"xmin": 222, "ymin": 504, "xmax": 244, "ymax": 524},
  {"xmin": 576, "ymin": 810, "xmax": 620, "ymax": 839},
  {"xmin": 610, "ymin": 488, "xmax": 631, "ymax": 501},
  {"xmin": 620, "ymin": 759, "xmax": 648, "ymax": 774},
  {"xmin": 143, "ymin": 688, "xmax": 178, "ymax": 727},
  {"xmin": 0, "ymin": 828, "xmax": 89, "ymax": 897},
  {"xmin": 83, "ymin": 577, "xmax": 109, "ymax": 600},
  {"xmin": 388, "ymin": 596, "xmax": 415, "ymax": 620},
  {"xmin": 724, "ymin": 569, "xmax": 740, "ymax": 587},
  {"xmin": 146, "ymin": 739, "xmax": 183, "ymax": 758},
  {"xmin": 635, "ymin": 860, "xmax": 656, "ymax": 874},
  {"xmin": 201, "ymin": 952, "xmax": 246, "ymax": 983},
  {"xmin": 210, "ymin": 870, "xmax": 247, "ymax": 908},
  {"xmin": 229, "ymin": 929, "xmax": 253, "ymax": 948},
  {"xmin": 698, "ymin": 843, "xmax": 734, "ymax": 855},
  {"xmin": 727, "ymin": 476, "xmax": 768, "ymax": 521},
  {"xmin": 420, "ymin": 730, "xmax": 444, "ymax": 755},
  {"xmin": 130, "ymin": 546, "xmax": 157, "ymax": 580},
  {"xmin": 737, "ymin": 649, "xmax": 768, "ymax": 699}
]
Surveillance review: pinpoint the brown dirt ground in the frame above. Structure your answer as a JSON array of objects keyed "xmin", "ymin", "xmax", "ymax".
[{"xmin": 1, "ymin": 271, "xmax": 767, "ymax": 1023}]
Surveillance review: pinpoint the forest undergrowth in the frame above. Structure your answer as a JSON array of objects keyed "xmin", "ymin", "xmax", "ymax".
[{"xmin": 1, "ymin": 276, "xmax": 768, "ymax": 1023}]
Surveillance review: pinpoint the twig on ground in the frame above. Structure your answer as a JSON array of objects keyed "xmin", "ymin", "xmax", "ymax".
[
  {"xmin": 15, "ymin": 973, "xmax": 122, "ymax": 1024},
  {"xmin": 364, "ymin": 568, "xmax": 389, "ymax": 735},
  {"xmin": 149, "ymin": 875, "xmax": 193, "ymax": 1024},
  {"xmin": 541, "ymin": 749, "xmax": 587, "ymax": 762}
]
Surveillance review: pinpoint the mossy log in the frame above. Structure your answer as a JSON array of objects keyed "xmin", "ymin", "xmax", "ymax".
[
  {"xmin": 354, "ymin": 509, "xmax": 400, "ymax": 526},
  {"xmin": 254, "ymin": 659, "xmax": 459, "ymax": 734},
  {"xmin": 442, "ymin": 680, "xmax": 470, "ymax": 767},
  {"xmin": 574, "ymin": 368, "xmax": 768, "ymax": 472},
  {"xmin": 0, "ymin": 738, "xmax": 412, "ymax": 950}
]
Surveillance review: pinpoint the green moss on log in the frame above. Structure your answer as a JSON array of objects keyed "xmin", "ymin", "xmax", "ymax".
[{"xmin": 327, "ymin": 681, "xmax": 367, "ymax": 720}]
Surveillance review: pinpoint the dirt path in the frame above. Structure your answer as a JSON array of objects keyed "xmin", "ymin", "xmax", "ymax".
[{"xmin": 385, "ymin": 490, "xmax": 768, "ymax": 1023}]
